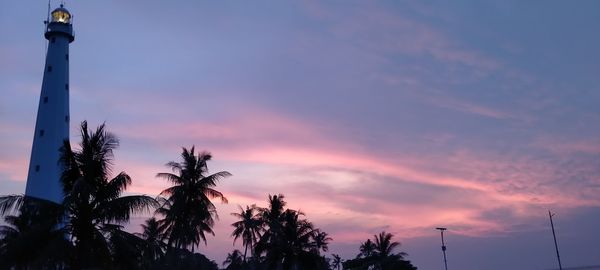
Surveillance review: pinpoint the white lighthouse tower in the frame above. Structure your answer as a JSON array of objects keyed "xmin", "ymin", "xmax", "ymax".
[{"xmin": 25, "ymin": 5, "xmax": 74, "ymax": 203}]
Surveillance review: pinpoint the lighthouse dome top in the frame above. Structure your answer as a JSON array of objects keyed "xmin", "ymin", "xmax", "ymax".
[{"xmin": 51, "ymin": 6, "xmax": 72, "ymax": 24}]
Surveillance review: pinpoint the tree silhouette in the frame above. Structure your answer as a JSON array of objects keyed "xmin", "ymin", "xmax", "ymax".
[
  {"xmin": 253, "ymin": 194, "xmax": 330, "ymax": 270},
  {"xmin": 359, "ymin": 239, "xmax": 376, "ymax": 258},
  {"xmin": 344, "ymin": 231, "xmax": 416, "ymax": 270},
  {"xmin": 224, "ymin": 249, "xmax": 245, "ymax": 270},
  {"xmin": 261, "ymin": 194, "xmax": 286, "ymax": 230},
  {"xmin": 155, "ymin": 146, "xmax": 230, "ymax": 251},
  {"xmin": 312, "ymin": 230, "xmax": 332, "ymax": 255},
  {"xmin": 159, "ymin": 248, "xmax": 219, "ymax": 270},
  {"xmin": 135, "ymin": 217, "xmax": 167, "ymax": 268},
  {"xmin": 331, "ymin": 254, "xmax": 342, "ymax": 270},
  {"xmin": 231, "ymin": 204, "xmax": 263, "ymax": 262},
  {"xmin": 373, "ymin": 231, "xmax": 406, "ymax": 258},
  {"xmin": 59, "ymin": 121, "xmax": 158, "ymax": 268}
]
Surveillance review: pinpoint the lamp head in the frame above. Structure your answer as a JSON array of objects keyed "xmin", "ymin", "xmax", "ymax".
[{"xmin": 51, "ymin": 5, "xmax": 72, "ymax": 24}]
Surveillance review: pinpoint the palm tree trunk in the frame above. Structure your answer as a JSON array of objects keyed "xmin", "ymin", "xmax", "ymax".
[{"xmin": 244, "ymin": 242, "xmax": 248, "ymax": 262}]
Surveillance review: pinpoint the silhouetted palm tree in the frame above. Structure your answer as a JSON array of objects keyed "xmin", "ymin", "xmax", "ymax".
[
  {"xmin": 223, "ymin": 249, "xmax": 245, "ymax": 270},
  {"xmin": 255, "ymin": 194, "xmax": 286, "ymax": 268},
  {"xmin": 331, "ymin": 254, "xmax": 342, "ymax": 270},
  {"xmin": 231, "ymin": 204, "xmax": 263, "ymax": 261},
  {"xmin": 156, "ymin": 146, "xmax": 230, "ymax": 251},
  {"xmin": 373, "ymin": 231, "xmax": 405, "ymax": 259},
  {"xmin": 135, "ymin": 217, "xmax": 167, "ymax": 268},
  {"xmin": 59, "ymin": 121, "xmax": 158, "ymax": 268},
  {"xmin": 276, "ymin": 209, "xmax": 317, "ymax": 269},
  {"xmin": 261, "ymin": 194, "xmax": 286, "ymax": 227},
  {"xmin": 282, "ymin": 209, "xmax": 315, "ymax": 251},
  {"xmin": 312, "ymin": 230, "xmax": 332, "ymax": 255},
  {"xmin": 255, "ymin": 194, "xmax": 329, "ymax": 270},
  {"xmin": 345, "ymin": 231, "xmax": 417, "ymax": 270},
  {"xmin": 359, "ymin": 239, "xmax": 376, "ymax": 258}
]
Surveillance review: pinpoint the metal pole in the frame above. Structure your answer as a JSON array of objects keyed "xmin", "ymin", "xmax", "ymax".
[
  {"xmin": 436, "ymin": 228, "xmax": 448, "ymax": 270},
  {"xmin": 549, "ymin": 211, "xmax": 563, "ymax": 270}
]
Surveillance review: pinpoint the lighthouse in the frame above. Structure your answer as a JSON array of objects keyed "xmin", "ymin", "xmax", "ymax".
[{"xmin": 25, "ymin": 5, "xmax": 74, "ymax": 203}]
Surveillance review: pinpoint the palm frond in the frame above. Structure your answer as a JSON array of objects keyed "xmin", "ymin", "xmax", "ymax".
[
  {"xmin": 199, "ymin": 171, "xmax": 232, "ymax": 187},
  {"xmin": 97, "ymin": 195, "xmax": 158, "ymax": 223},
  {"xmin": 101, "ymin": 172, "xmax": 132, "ymax": 200},
  {"xmin": 77, "ymin": 121, "xmax": 119, "ymax": 182},
  {"xmin": 156, "ymin": 173, "xmax": 182, "ymax": 184},
  {"xmin": 165, "ymin": 161, "xmax": 182, "ymax": 173},
  {"xmin": 0, "ymin": 195, "xmax": 24, "ymax": 216},
  {"xmin": 203, "ymin": 187, "xmax": 229, "ymax": 203},
  {"xmin": 197, "ymin": 151, "xmax": 213, "ymax": 163},
  {"xmin": 158, "ymin": 185, "xmax": 183, "ymax": 197}
]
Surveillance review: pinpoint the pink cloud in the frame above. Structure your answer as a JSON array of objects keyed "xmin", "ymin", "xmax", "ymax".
[
  {"xmin": 421, "ymin": 94, "xmax": 512, "ymax": 119},
  {"xmin": 98, "ymin": 105, "xmax": 600, "ymax": 246},
  {"xmin": 0, "ymin": 158, "xmax": 29, "ymax": 183},
  {"xmin": 533, "ymin": 136, "xmax": 600, "ymax": 155}
]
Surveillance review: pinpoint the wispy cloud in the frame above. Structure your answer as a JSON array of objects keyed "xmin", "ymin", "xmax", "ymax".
[{"xmin": 104, "ymin": 105, "xmax": 600, "ymax": 245}]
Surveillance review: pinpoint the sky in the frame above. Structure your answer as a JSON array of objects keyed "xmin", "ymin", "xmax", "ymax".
[{"xmin": 1, "ymin": 1, "xmax": 600, "ymax": 269}]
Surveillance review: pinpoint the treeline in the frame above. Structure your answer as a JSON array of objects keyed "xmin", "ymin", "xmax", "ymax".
[{"xmin": 0, "ymin": 122, "xmax": 417, "ymax": 270}]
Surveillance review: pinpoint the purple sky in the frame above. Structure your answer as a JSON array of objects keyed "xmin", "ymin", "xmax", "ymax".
[{"xmin": 2, "ymin": 1, "xmax": 600, "ymax": 269}]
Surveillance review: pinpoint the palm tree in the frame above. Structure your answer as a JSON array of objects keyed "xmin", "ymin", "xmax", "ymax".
[
  {"xmin": 156, "ymin": 146, "xmax": 230, "ymax": 251},
  {"xmin": 373, "ymin": 231, "xmax": 405, "ymax": 258},
  {"xmin": 345, "ymin": 232, "xmax": 416, "ymax": 270},
  {"xmin": 256, "ymin": 195, "xmax": 319, "ymax": 270},
  {"xmin": 312, "ymin": 230, "xmax": 332, "ymax": 255},
  {"xmin": 257, "ymin": 194, "xmax": 286, "ymax": 245},
  {"xmin": 231, "ymin": 204, "xmax": 263, "ymax": 261},
  {"xmin": 279, "ymin": 210, "xmax": 332, "ymax": 270},
  {"xmin": 370, "ymin": 231, "xmax": 412, "ymax": 270},
  {"xmin": 223, "ymin": 249, "xmax": 245, "ymax": 270},
  {"xmin": 59, "ymin": 121, "xmax": 158, "ymax": 268},
  {"xmin": 359, "ymin": 239, "xmax": 376, "ymax": 258},
  {"xmin": 135, "ymin": 217, "xmax": 167, "ymax": 267},
  {"xmin": 331, "ymin": 254, "xmax": 342, "ymax": 270},
  {"xmin": 255, "ymin": 194, "xmax": 286, "ymax": 268},
  {"xmin": 276, "ymin": 209, "xmax": 317, "ymax": 269},
  {"xmin": 261, "ymin": 194, "xmax": 286, "ymax": 226}
]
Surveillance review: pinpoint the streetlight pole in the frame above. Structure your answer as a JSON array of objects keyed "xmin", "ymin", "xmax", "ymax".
[
  {"xmin": 549, "ymin": 211, "xmax": 563, "ymax": 270},
  {"xmin": 436, "ymin": 227, "xmax": 448, "ymax": 270}
]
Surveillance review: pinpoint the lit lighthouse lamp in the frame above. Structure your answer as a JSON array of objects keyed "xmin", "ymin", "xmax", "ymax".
[{"xmin": 51, "ymin": 6, "xmax": 72, "ymax": 23}]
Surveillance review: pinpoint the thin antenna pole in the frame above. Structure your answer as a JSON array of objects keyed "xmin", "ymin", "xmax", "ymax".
[
  {"xmin": 44, "ymin": 0, "xmax": 51, "ymax": 53},
  {"xmin": 47, "ymin": 0, "xmax": 51, "ymax": 24},
  {"xmin": 436, "ymin": 227, "xmax": 448, "ymax": 270},
  {"xmin": 549, "ymin": 211, "xmax": 563, "ymax": 270}
]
